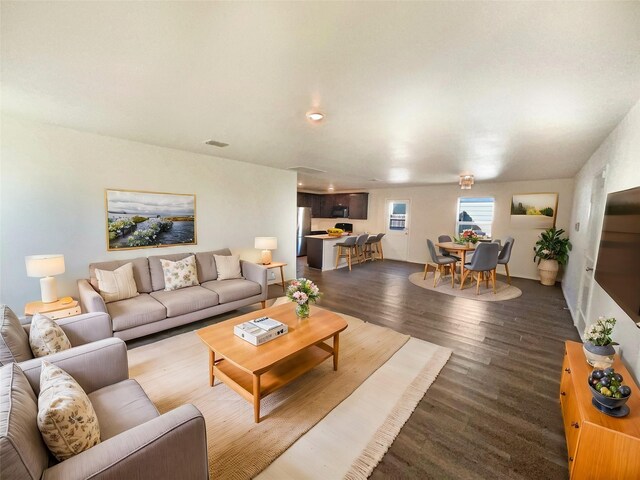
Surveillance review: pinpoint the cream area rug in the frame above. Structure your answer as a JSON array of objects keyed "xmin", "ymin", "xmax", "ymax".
[
  {"xmin": 128, "ymin": 306, "xmax": 451, "ymax": 479},
  {"xmin": 409, "ymin": 271, "xmax": 522, "ymax": 301}
]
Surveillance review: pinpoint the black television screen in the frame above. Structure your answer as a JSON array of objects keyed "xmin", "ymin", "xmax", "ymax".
[{"xmin": 594, "ymin": 186, "xmax": 640, "ymax": 324}]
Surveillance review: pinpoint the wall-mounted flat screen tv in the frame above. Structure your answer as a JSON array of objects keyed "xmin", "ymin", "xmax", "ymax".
[{"xmin": 594, "ymin": 186, "xmax": 640, "ymax": 324}]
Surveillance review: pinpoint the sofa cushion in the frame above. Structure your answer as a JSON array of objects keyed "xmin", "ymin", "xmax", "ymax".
[
  {"xmin": 148, "ymin": 253, "xmax": 194, "ymax": 291},
  {"xmin": 150, "ymin": 286, "xmax": 219, "ymax": 318},
  {"xmin": 95, "ymin": 262, "xmax": 139, "ymax": 303},
  {"xmin": 88, "ymin": 379, "xmax": 159, "ymax": 441},
  {"xmin": 90, "ymin": 257, "xmax": 153, "ymax": 294},
  {"xmin": 29, "ymin": 314, "xmax": 72, "ymax": 358},
  {"xmin": 37, "ymin": 361, "xmax": 101, "ymax": 461},
  {"xmin": 201, "ymin": 279, "xmax": 261, "ymax": 304},
  {"xmin": 195, "ymin": 248, "xmax": 232, "ymax": 282},
  {"xmin": 214, "ymin": 254, "xmax": 243, "ymax": 281},
  {"xmin": 0, "ymin": 363, "xmax": 48, "ymax": 480},
  {"xmin": 106, "ymin": 294, "xmax": 167, "ymax": 332},
  {"xmin": 160, "ymin": 255, "xmax": 199, "ymax": 291},
  {"xmin": 0, "ymin": 305, "xmax": 33, "ymax": 366}
]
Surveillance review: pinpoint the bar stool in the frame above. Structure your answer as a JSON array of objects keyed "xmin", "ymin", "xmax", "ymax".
[
  {"xmin": 355, "ymin": 234, "xmax": 369, "ymax": 264},
  {"xmin": 334, "ymin": 236, "xmax": 358, "ymax": 271},
  {"xmin": 365, "ymin": 233, "xmax": 385, "ymax": 261}
]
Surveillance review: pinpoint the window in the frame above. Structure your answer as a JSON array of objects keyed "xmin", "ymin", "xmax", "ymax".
[{"xmin": 456, "ymin": 197, "xmax": 495, "ymax": 238}]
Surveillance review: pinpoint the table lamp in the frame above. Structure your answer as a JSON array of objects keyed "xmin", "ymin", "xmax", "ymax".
[
  {"xmin": 25, "ymin": 254, "xmax": 65, "ymax": 303},
  {"xmin": 254, "ymin": 237, "xmax": 277, "ymax": 265}
]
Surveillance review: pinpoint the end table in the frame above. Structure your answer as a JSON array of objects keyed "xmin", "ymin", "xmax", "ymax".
[
  {"xmin": 262, "ymin": 261, "xmax": 288, "ymax": 293},
  {"xmin": 24, "ymin": 296, "xmax": 81, "ymax": 320}
]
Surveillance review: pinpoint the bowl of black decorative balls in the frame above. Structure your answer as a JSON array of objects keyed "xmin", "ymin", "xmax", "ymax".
[{"xmin": 588, "ymin": 367, "xmax": 632, "ymax": 417}]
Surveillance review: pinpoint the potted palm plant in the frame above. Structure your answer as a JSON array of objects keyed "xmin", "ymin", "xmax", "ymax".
[{"xmin": 533, "ymin": 227, "xmax": 572, "ymax": 285}]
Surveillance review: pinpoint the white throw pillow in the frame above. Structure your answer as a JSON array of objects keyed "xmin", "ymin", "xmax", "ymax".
[
  {"xmin": 95, "ymin": 262, "xmax": 139, "ymax": 303},
  {"xmin": 214, "ymin": 254, "xmax": 243, "ymax": 281},
  {"xmin": 29, "ymin": 314, "xmax": 72, "ymax": 358},
  {"xmin": 160, "ymin": 255, "xmax": 199, "ymax": 291},
  {"xmin": 37, "ymin": 361, "xmax": 101, "ymax": 461}
]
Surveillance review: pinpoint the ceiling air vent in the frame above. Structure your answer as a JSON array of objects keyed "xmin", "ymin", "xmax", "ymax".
[
  {"xmin": 287, "ymin": 166, "xmax": 327, "ymax": 175},
  {"xmin": 204, "ymin": 139, "xmax": 229, "ymax": 147}
]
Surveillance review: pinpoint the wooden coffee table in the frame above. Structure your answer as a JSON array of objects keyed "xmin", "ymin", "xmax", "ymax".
[{"xmin": 196, "ymin": 303, "xmax": 348, "ymax": 423}]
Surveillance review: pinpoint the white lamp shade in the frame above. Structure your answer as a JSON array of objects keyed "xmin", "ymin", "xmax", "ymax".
[
  {"xmin": 255, "ymin": 237, "xmax": 277, "ymax": 250},
  {"xmin": 25, "ymin": 255, "xmax": 65, "ymax": 277}
]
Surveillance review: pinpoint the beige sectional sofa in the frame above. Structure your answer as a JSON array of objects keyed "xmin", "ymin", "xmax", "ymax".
[{"xmin": 78, "ymin": 249, "xmax": 267, "ymax": 341}]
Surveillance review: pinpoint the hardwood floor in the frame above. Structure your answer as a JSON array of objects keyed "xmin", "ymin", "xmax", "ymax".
[
  {"xmin": 128, "ymin": 257, "xmax": 580, "ymax": 479},
  {"xmin": 300, "ymin": 257, "xmax": 579, "ymax": 480}
]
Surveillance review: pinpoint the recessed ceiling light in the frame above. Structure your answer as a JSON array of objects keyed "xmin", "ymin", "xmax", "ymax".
[
  {"xmin": 306, "ymin": 112, "xmax": 324, "ymax": 122},
  {"xmin": 328, "ymin": 186, "xmax": 335, "ymax": 191},
  {"xmin": 298, "ymin": 182, "xmax": 303, "ymax": 186}
]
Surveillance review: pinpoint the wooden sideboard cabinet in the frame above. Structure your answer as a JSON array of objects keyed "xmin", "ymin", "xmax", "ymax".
[{"xmin": 560, "ymin": 341, "xmax": 640, "ymax": 479}]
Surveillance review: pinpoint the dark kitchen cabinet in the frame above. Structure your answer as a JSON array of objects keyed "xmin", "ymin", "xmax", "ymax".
[
  {"xmin": 348, "ymin": 193, "xmax": 369, "ymax": 219},
  {"xmin": 297, "ymin": 192, "xmax": 369, "ymax": 219}
]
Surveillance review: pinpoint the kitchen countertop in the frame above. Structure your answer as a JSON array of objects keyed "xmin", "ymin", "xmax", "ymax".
[{"xmin": 305, "ymin": 234, "xmax": 352, "ymax": 240}]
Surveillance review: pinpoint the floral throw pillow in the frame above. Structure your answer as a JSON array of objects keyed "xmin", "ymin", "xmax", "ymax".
[
  {"xmin": 37, "ymin": 361, "xmax": 101, "ymax": 461},
  {"xmin": 160, "ymin": 255, "xmax": 199, "ymax": 291},
  {"xmin": 29, "ymin": 313, "xmax": 72, "ymax": 358}
]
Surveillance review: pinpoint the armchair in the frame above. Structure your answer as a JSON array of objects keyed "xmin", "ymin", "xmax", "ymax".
[
  {"xmin": 1, "ymin": 304, "xmax": 112, "ymax": 367},
  {"xmin": 1, "ymin": 336, "xmax": 209, "ymax": 480}
]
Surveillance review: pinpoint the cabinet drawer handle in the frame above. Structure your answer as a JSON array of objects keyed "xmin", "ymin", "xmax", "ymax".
[
  {"xmin": 571, "ymin": 421, "xmax": 580, "ymax": 429},
  {"xmin": 565, "ymin": 368, "xmax": 571, "ymax": 374},
  {"xmin": 560, "ymin": 391, "xmax": 566, "ymax": 396},
  {"xmin": 569, "ymin": 456, "xmax": 574, "ymax": 462}
]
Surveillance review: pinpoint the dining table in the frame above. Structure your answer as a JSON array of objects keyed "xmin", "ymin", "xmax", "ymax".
[{"xmin": 435, "ymin": 242, "xmax": 477, "ymax": 289}]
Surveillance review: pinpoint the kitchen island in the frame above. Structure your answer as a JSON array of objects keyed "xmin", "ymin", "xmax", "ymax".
[{"xmin": 305, "ymin": 234, "xmax": 352, "ymax": 271}]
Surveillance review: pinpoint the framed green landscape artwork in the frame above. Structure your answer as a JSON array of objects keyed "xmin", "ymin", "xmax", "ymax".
[
  {"xmin": 105, "ymin": 189, "xmax": 197, "ymax": 250},
  {"xmin": 510, "ymin": 193, "xmax": 558, "ymax": 229}
]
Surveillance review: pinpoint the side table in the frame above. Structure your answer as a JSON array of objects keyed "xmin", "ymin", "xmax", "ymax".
[
  {"xmin": 262, "ymin": 261, "xmax": 288, "ymax": 293},
  {"xmin": 24, "ymin": 296, "xmax": 82, "ymax": 320}
]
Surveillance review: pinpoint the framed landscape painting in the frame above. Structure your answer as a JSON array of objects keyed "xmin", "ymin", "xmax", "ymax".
[
  {"xmin": 106, "ymin": 189, "xmax": 197, "ymax": 250},
  {"xmin": 510, "ymin": 193, "xmax": 558, "ymax": 229}
]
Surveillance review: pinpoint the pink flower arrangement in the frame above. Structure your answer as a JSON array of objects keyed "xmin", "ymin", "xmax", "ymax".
[{"xmin": 286, "ymin": 278, "xmax": 321, "ymax": 306}]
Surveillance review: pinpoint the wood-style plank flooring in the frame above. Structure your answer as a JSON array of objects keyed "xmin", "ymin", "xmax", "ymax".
[{"xmin": 128, "ymin": 257, "xmax": 580, "ymax": 479}]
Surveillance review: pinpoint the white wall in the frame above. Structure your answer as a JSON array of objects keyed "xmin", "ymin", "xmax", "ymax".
[
  {"xmin": 0, "ymin": 116, "xmax": 297, "ymax": 309},
  {"xmin": 312, "ymin": 178, "xmax": 574, "ymax": 280},
  {"xmin": 564, "ymin": 99, "xmax": 640, "ymax": 378}
]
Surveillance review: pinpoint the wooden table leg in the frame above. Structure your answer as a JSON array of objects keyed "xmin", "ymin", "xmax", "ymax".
[
  {"xmin": 459, "ymin": 250, "xmax": 467, "ymax": 290},
  {"xmin": 209, "ymin": 349, "xmax": 215, "ymax": 387},
  {"xmin": 333, "ymin": 333, "xmax": 340, "ymax": 371},
  {"xmin": 253, "ymin": 374, "xmax": 261, "ymax": 423},
  {"xmin": 279, "ymin": 265, "xmax": 286, "ymax": 293}
]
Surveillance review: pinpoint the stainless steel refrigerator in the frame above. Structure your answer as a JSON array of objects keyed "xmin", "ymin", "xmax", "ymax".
[{"xmin": 296, "ymin": 207, "xmax": 312, "ymax": 256}]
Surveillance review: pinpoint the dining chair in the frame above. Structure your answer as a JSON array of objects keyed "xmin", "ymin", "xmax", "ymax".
[
  {"xmin": 460, "ymin": 242, "xmax": 500, "ymax": 294},
  {"xmin": 497, "ymin": 236, "xmax": 515, "ymax": 284},
  {"xmin": 437, "ymin": 235, "xmax": 460, "ymax": 261},
  {"xmin": 355, "ymin": 234, "xmax": 369, "ymax": 264},
  {"xmin": 334, "ymin": 236, "xmax": 358, "ymax": 271},
  {"xmin": 425, "ymin": 239, "xmax": 457, "ymax": 288}
]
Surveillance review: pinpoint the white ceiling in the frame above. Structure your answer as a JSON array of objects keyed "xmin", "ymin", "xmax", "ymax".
[{"xmin": 2, "ymin": 2, "xmax": 640, "ymax": 191}]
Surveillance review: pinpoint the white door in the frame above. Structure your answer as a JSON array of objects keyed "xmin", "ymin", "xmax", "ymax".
[
  {"xmin": 575, "ymin": 168, "xmax": 607, "ymax": 333},
  {"xmin": 384, "ymin": 199, "xmax": 410, "ymax": 261}
]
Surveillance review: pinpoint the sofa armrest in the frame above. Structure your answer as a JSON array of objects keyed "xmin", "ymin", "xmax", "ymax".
[
  {"xmin": 58, "ymin": 312, "xmax": 113, "ymax": 346},
  {"xmin": 42, "ymin": 404, "xmax": 209, "ymax": 480},
  {"xmin": 22, "ymin": 312, "xmax": 112, "ymax": 347},
  {"xmin": 240, "ymin": 260, "xmax": 268, "ymax": 299},
  {"xmin": 78, "ymin": 279, "xmax": 108, "ymax": 314},
  {"xmin": 19, "ymin": 337, "xmax": 128, "ymax": 395}
]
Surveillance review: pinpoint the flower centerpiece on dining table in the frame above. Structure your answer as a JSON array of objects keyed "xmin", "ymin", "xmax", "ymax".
[
  {"xmin": 583, "ymin": 317, "xmax": 617, "ymax": 367},
  {"xmin": 286, "ymin": 278, "xmax": 321, "ymax": 319},
  {"xmin": 455, "ymin": 229, "xmax": 479, "ymax": 246}
]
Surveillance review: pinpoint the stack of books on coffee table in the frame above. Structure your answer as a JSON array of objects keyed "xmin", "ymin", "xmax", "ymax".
[{"xmin": 234, "ymin": 316, "xmax": 288, "ymax": 346}]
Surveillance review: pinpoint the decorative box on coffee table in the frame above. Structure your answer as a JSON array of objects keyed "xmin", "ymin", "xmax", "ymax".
[{"xmin": 560, "ymin": 341, "xmax": 640, "ymax": 479}]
